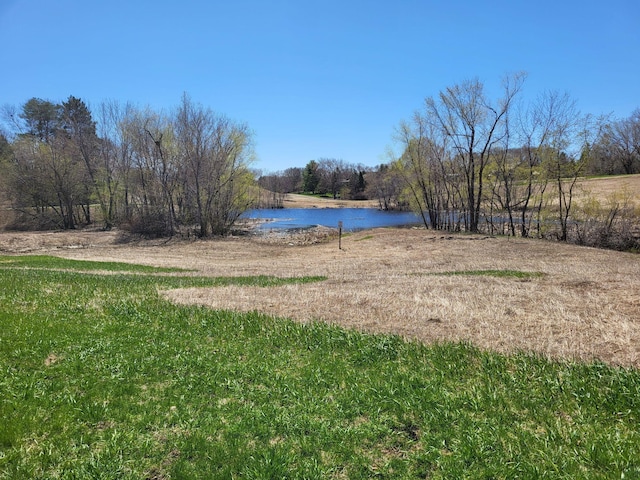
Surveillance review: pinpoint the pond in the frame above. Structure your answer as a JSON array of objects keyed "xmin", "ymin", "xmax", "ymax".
[{"xmin": 242, "ymin": 208, "xmax": 422, "ymax": 231}]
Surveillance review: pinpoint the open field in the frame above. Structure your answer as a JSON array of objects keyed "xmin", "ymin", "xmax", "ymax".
[
  {"xmin": 282, "ymin": 193, "xmax": 379, "ymax": 209},
  {"xmin": 576, "ymin": 174, "xmax": 640, "ymax": 204},
  {"xmin": 283, "ymin": 174, "xmax": 640, "ymax": 209},
  {"xmin": 1, "ymin": 225, "xmax": 639, "ymax": 367},
  {"xmin": 2, "ymin": 253, "xmax": 640, "ymax": 478}
]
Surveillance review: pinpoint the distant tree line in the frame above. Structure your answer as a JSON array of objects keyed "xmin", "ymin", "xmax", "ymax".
[
  {"xmin": 256, "ymin": 160, "xmax": 408, "ymax": 212},
  {"xmin": 256, "ymin": 158, "xmax": 368, "ymax": 208},
  {"xmin": 0, "ymin": 94, "xmax": 255, "ymax": 236}
]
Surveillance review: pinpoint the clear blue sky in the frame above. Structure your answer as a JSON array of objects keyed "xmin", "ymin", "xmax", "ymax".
[{"xmin": 1, "ymin": 0, "xmax": 638, "ymax": 172}]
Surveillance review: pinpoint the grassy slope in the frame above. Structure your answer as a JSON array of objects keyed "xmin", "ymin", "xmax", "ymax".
[{"xmin": 1, "ymin": 257, "xmax": 640, "ymax": 479}]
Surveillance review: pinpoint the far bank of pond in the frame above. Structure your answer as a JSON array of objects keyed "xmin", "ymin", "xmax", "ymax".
[{"xmin": 242, "ymin": 208, "xmax": 421, "ymax": 231}]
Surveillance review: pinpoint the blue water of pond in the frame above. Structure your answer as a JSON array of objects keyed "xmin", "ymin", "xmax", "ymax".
[{"xmin": 242, "ymin": 208, "xmax": 421, "ymax": 231}]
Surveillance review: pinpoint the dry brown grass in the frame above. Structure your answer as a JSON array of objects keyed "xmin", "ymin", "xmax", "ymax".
[
  {"xmin": 285, "ymin": 175, "xmax": 640, "ymax": 207},
  {"xmin": 576, "ymin": 174, "xmax": 640, "ymax": 204},
  {"xmin": 282, "ymin": 193, "xmax": 379, "ymax": 209},
  {"xmin": 4, "ymin": 225, "xmax": 639, "ymax": 368}
]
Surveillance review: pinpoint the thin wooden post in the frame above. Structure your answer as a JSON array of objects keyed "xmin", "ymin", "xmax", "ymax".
[{"xmin": 338, "ymin": 221, "xmax": 343, "ymax": 250}]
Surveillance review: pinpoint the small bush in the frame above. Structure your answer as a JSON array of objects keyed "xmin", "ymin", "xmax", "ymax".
[
  {"xmin": 123, "ymin": 209, "xmax": 173, "ymax": 238},
  {"xmin": 5, "ymin": 209, "xmax": 63, "ymax": 231},
  {"xmin": 571, "ymin": 193, "xmax": 640, "ymax": 252}
]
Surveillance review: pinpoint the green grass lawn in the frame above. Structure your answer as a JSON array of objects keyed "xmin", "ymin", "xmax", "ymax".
[{"xmin": 1, "ymin": 256, "xmax": 639, "ymax": 479}]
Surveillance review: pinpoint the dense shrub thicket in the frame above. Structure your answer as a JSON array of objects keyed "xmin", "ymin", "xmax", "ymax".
[{"xmin": 0, "ymin": 95, "xmax": 254, "ymax": 236}]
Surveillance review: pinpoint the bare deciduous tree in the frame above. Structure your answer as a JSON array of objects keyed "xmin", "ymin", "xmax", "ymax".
[
  {"xmin": 395, "ymin": 74, "xmax": 525, "ymax": 232},
  {"xmin": 536, "ymin": 93, "xmax": 593, "ymax": 241},
  {"xmin": 423, "ymin": 74, "xmax": 525, "ymax": 232},
  {"xmin": 608, "ymin": 114, "xmax": 640, "ymax": 174},
  {"xmin": 175, "ymin": 94, "xmax": 254, "ymax": 236},
  {"xmin": 94, "ymin": 100, "xmax": 136, "ymax": 229},
  {"xmin": 395, "ymin": 115, "xmax": 452, "ymax": 229}
]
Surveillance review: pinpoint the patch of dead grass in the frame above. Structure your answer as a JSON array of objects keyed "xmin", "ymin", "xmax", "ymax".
[
  {"xmin": 44, "ymin": 353, "xmax": 60, "ymax": 367},
  {"xmin": 282, "ymin": 193, "xmax": 379, "ymax": 209}
]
